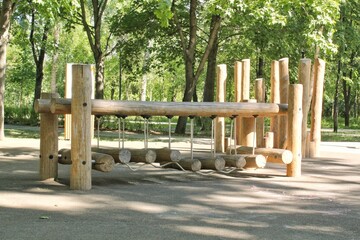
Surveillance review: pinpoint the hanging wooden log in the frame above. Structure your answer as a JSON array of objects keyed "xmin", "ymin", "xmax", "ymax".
[
  {"xmin": 38, "ymin": 98, "xmax": 288, "ymax": 118},
  {"xmin": 220, "ymin": 154, "xmax": 246, "ymax": 169},
  {"xmin": 244, "ymin": 155, "xmax": 266, "ymax": 169},
  {"xmin": 58, "ymin": 148, "xmax": 72, "ymax": 164},
  {"xmin": 58, "ymin": 149, "xmax": 115, "ymax": 172},
  {"xmin": 198, "ymin": 156, "xmax": 226, "ymax": 171},
  {"xmin": 165, "ymin": 158, "xmax": 202, "ymax": 172},
  {"xmin": 91, "ymin": 147, "xmax": 131, "ymax": 164},
  {"xmin": 229, "ymin": 146, "xmax": 293, "ymax": 164},
  {"xmin": 153, "ymin": 148, "xmax": 181, "ymax": 163},
  {"xmin": 129, "ymin": 149, "xmax": 156, "ymax": 163},
  {"xmin": 91, "ymin": 152, "xmax": 115, "ymax": 172}
]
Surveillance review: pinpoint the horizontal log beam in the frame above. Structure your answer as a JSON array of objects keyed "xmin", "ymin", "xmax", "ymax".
[{"xmin": 35, "ymin": 98, "xmax": 288, "ymax": 118}]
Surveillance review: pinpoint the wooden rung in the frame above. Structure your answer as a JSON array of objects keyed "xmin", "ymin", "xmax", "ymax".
[
  {"xmin": 220, "ymin": 154, "xmax": 246, "ymax": 169},
  {"xmin": 153, "ymin": 148, "xmax": 181, "ymax": 163},
  {"xmin": 198, "ymin": 156, "xmax": 225, "ymax": 171},
  {"xmin": 244, "ymin": 155, "xmax": 266, "ymax": 169},
  {"xmin": 228, "ymin": 146, "xmax": 293, "ymax": 164},
  {"xmin": 129, "ymin": 149, "xmax": 156, "ymax": 164},
  {"xmin": 92, "ymin": 147, "xmax": 131, "ymax": 163}
]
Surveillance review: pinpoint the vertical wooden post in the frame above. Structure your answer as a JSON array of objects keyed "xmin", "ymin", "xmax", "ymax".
[
  {"xmin": 240, "ymin": 99, "xmax": 257, "ymax": 147},
  {"xmin": 40, "ymin": 92, "xmax": 59, "ymax": 180},
  {"xmin": 215, "ymin": 64, "xmax": 227, "ymax": 153},
  {"xmin": 234, "ymin": 61, "xmax": 242, "ymax": 145},
  {"xmin": 64, "ymin": 63, "xmax": 72, "ymax": 140},
  {"xmin": 310, "ymin": 58, "xmax": 326, "ymax": 158},
  {"xmin": 298, "ymin": 58, "xmax": 312, "ymax": 157},
  {"xmin": 287, "ymin": 84, "xmax": 303, "ymax": 177},
  {"xmin": 64, "ymin": 64, "xmax": 95, "ymax": 140},
  {"xmin": 279, "ymin": 58, "xmax": 289, "ymax": 149},
  {"xmin": 241, "ymin": 59, "xmax": 250, "ymax": 101},
  {"xmin": 255, "ymin": 78, "xmax": 265, "ymax": 147},
  {"xmin": 240, "ymin": 59, "xmax": 251, "ymax": 146},
  {"xmin": 270, "ymin": 60, "xmax": 280, "ymax": 148},
  {"xmin": 70, "ymin": 64, "xmax": 93, "ymax": 190}
]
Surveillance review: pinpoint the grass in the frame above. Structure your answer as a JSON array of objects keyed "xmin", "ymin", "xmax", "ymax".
[{"xmin": 4, "ymin": 121, "xmax": 360, "ymax": 143}]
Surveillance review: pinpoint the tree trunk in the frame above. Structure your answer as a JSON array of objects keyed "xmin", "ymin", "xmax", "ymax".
[
  {"xmin": 333, "ymin": 60, "xmax": 341, "ymax": 133},
  {"xmin": 95, "ymin": 56, "xmax": 105, "ymax": 99},
  {"xmin": 0, "ymin": 0, "xmax": 14, "ymax": 140},
  {"xmin": 50, "ymin": 24, "xmax": 60, "ymax": 93},
  {"xmin": 257, "ymin": 56, "xmax": 264, "ymax": 78},
  {"xmin": 342, "ymin": 72, "xmax": 351, "ymax": 127}
]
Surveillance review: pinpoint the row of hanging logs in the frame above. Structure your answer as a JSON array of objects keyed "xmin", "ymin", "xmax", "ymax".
[{"xmin": 57, "ymin": 113, "xmax": 293, "ymax": 174}]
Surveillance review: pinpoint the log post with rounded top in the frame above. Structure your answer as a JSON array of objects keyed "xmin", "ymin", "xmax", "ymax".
[
  {"xmin": 287, "ymin": 84, "xmax": 303, "ymax": 177},
  {"xmin": 310, "ymin": 58, "xmax": 325, "ymax": 158},
  {"xmin": 298, "ymin": 58, "xmax": 312, "ymax": 157},
  {"xmin": 279, "ymin": 58, "xmax": 289, "ymax": 149},
  {"xmin": 215, "ymin": 64, "xmax": 227, "ymax": 153},
  {"xmin": 39, "ymin": 92, "xmax": 59, "ymax": 180},
  {"xmin": 270, "ymin": 60, "xmax": 280, "ymax": 148}
]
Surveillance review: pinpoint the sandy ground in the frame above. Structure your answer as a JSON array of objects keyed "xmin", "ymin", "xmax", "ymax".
[{"xmin": 0, "ymin": 136, "xmax": 360, "ymax": 240}]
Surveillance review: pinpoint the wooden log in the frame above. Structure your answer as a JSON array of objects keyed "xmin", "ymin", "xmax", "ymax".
[
  {"xmin": 255, "ymin": 78, "xmax": 265, "ymax": 147},
  {"xmin": 287, "ymin": 84, "xmax": 303, "ymax": 177},
  {"xmin": 39, "ymin": 93, "xmax": 59, "ymax": 180},
  {"xmin": 58, "ymin": 148, "xmax": 72, "ymax": 164},
  {"xmin": 58, "ymin": 149, "xmax": 115, "ymax": 172},
  {"xmin": 70, "ymin": 64, "xmax": 92, "ymax": 190},
  {"xmin": 310, "ymin": 58, "xmax": 325, "ymax": 158},
  {"xmin": 198, "ymin": 156, "xmax": 225, "ymax": 171},
  {"xmin": 129, "ymin": 149, "xmax": 156, "ymax": 163},
  {"xmin": 241, "ymin": 59, "xmax": 251, "ymax": 101},
  {"xmin": 221, "ymin": 154, "xmax": 246, "ymax": 169},
  {"xmin": 240, "ymin": 99, "xmax": 257, "ymax": 147},
  {"xmin": 153, "ymin": 148, "xmax": 181, "ymax": 163},
  {"xmin": 279, "ymin": 58, "xmax": 289, "ymax": 149},
  {"xmin": 234, "ymin": 61, "xmax": 242, "ymax": 145},
  {"xmin": 263, "ymin": 132, "xmax": 274, "ymax": 149},
  {"xmin": 230, "ymin": 146, "xmax": 293, "ymax": 164},
  {"xmin": 244, "ymin": 155, "xmax": 266, "ymax": 169},
  {"xmin": 64, "ymin": 63, "xmax": 72, "ymax": 140},
  {"xmin": 298, "ymin": 58, "xmax": 312, "ymax": 157},
  {"xmin": 36, "ymin": 98, "xmax": 289, "ymax": 118},
  {"xmin": 166, "ymin": 158, "xmax": 201, "ymax": 172},
  {"xmin": 91, "ymin": 152, "xmax": 115, "ymax": 172},
  {"xmin": 91, "ymin": 147, "xmax": 131, "ymax": 164},
  {"xmin": 270, "ymin": 60, "xmax": 280, "ymax": 148},
  {"xmin": 215, "ymin": 64, "xmax": 227, "ymax": 153}
]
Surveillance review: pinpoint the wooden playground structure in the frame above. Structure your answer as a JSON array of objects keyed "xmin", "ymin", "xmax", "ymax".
[{"xmin": 35, "ymin": 57, "xmax": 325, "ymax": 190}]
